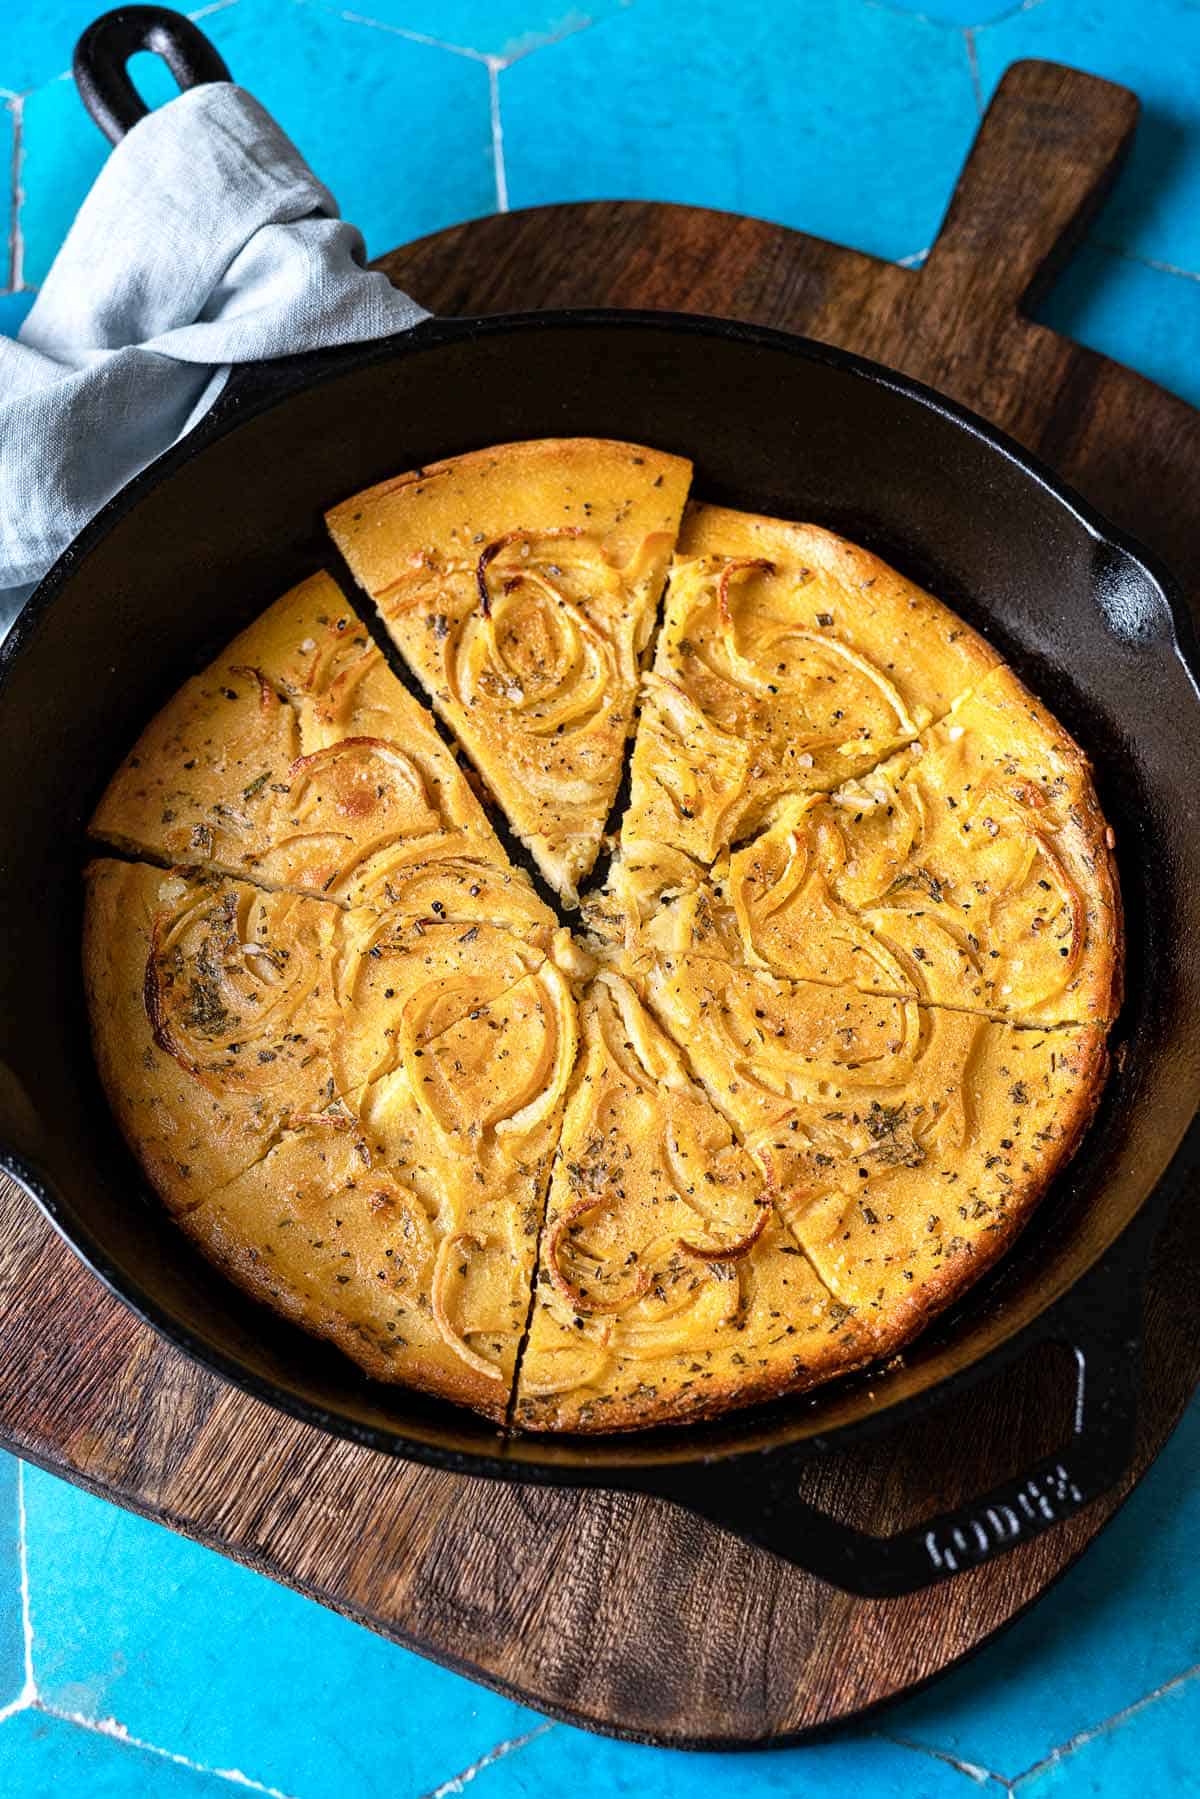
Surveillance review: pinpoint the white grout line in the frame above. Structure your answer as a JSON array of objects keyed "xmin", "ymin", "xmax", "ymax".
[
  {"xmin": 0, "ymin": 1463, "xmax": 37, "ymax": 1725},
  {"xmin": 488, "ymin": 58, "xmax": 509, "ymax": 214},
  {"xmin": 36, "ymin": 1703, "xmax": 300, "ymax": 1797},
  {"xmin": 6, "ymin": 93, "xmax": 25, "ymax": 294},
  {"xmin": 979, "ymin": 0, "xmax": 1051, "ymax": 30},
  {"xmin": 0, "ymin": 1466, "xmax": 294, "ymax": 1794},
  {"xmin": 189, "ymin": 0, "xmax": 243, "ymax": 22},
  {"xmin": 310, "ymin": 0, "xmax": 605, "ymax": 69},
  {"xmin": 322, "ymin": 6, "xmax": 490, "ymax": 63},
  {"xmin": 1092, "ymin": 238, "xmax": 1200, "ymax": 286},
  {"xmin": 418, "ymin": 1722, "xmax": 556, "ymax": 1799},
  {"xmin": 497, "ymin": 11, "xmax": 604, "ymax": 70},
  {"xmin": 1011, "ymin": 1659, "xmax": 1200, "ymax": 1790},
  {"xmin": 860, "ymin": 0, "xmax": 946, "ymax": 27},
  {"xmin": 866, "ymin": 0, "xmax": 1049, "ymax": 34},
  {"xmin": 877, "ymin": 1729, "xmax": 999, "ymax": 1787}
]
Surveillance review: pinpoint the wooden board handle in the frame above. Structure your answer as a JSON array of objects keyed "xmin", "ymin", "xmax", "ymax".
[{"xmin": 921, "ymin": 60, "xmax": 1139, "ymax": 320}]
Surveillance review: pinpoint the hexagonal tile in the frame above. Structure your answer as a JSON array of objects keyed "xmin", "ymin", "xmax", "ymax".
[
  {"xmin": 22, "ymin": 1464, "xmax": 544, "ymax": 1799},
  {"xmin": 1035, "ymin": 241, "xmax": 1200, "ymax": 411},
  {"xmin": 975, "ymin": 0, "xmax": 1200, "ymax": 273},
  {"xmin": 21, "ymin": 0, "xmax": 493, "ymax": 289},
  {"xmin": 0, "ymin": 1707, "xmax": 243, "ymax": 1798},
  {"xmin": 499, "ymin": 0, "xmax": 977, "ymax": 262},
  {"xmin": 883, "ymin": 1392, "xmax": 1200, "ymax": 1780},
  {"xmin": 1015, "ymin": 1670, "xmax": 1200, "ymax": 1797},
  {"xmin": 304, "ymin": 0, "xmax": 630, "ymax": 63}
]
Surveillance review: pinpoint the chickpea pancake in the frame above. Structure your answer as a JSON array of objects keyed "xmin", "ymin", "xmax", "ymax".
[{"xmin": 85, "ymin": 453, "xmax": 1117, "ymax": 1430}]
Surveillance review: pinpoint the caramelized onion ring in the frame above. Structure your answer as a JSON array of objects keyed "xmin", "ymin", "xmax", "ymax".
[
  {"xmin": 520, "ymin": 1323, "xmax": 613, "ymax": 1397},
  {"xmin": 715, "ymin": 557, "xmax": 776, "ymax": 628},
  {"xmin": 785, "ymin": 630, "xmax": 918, "ymax": 733},
  {"xmin": 475, "ymin": 527, "xmax": 583, "ymax": 618},
  {"xmin": 677, "ymin": 1195, "xmax": 770, "ymax": 1262},
  {"xmin": 289, "ymin": 736, "xmax": 426, "ymax": 786},
  {"xmin": 663, "ymin": 1116, "xmax": 775, "ymax": 1261},
  {"xmin": 319, "ymin": 648, "xmax": 377, "ymax": 723},
  {"xmin": 494, "ymin": 961, "xmax": 578, "ymax": 1138},
  {"xmin": 431, "ymin": 1233, "xmax": 504, "ymax": 1381},
  {"xmin": 547, "ymin": 1196, "xmax": 652, "ymax": 1315}
]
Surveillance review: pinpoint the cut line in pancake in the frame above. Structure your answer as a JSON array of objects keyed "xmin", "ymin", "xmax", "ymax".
[{"xmin": 84, "ymin": 444, "xmax": 1118, "ymax": 1431}]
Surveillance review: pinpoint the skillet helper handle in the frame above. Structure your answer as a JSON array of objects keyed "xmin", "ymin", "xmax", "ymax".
[
  {"xmin": 646, "ymin": 1255, "xmax": 1147, "ymax": 1599},
  {"xmin": 74, "ymin": 5, "xmax": 231, "ymax": 145}
]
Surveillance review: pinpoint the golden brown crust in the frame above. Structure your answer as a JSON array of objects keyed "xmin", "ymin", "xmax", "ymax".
[
  {"xmin": 83, "ymin": 859, "xmax": 346, "ymax": 1201},
  {"xmin": 535, "ymin": 1027, "xmax": 1107, "ymax": 1437},
  {"xmin": 86, "ymin": 473, "xmax": 1120, "ymax": 1433},
  {"xmin": 327, "ymin": 439, "xmax": 692, "ymax": 902},
  {"xmin": 166, "ymin": 1153, "xmax": 512, "ymax": 1422},
  {"xmin": 627, "ymin": 955, "xmax": 1110, "ymax": 1344}
]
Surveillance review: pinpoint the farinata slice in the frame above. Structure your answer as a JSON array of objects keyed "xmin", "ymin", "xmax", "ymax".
[{"xmin": 327, "ymin": 439, "xmax": 692, "ymax": 905}]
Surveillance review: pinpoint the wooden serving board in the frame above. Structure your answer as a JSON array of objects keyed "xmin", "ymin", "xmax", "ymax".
[{"xmin": 4, "ymin": 59, "xmax": 1200, "ymax": 1746}]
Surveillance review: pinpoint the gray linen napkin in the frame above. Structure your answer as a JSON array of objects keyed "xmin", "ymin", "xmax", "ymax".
[{"xmin": 0, "ymin": 81, "xmax": 428, "ymax": 632}]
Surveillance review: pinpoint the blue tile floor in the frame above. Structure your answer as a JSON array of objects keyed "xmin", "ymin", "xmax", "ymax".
[{"xmin": 3, "ymin": 0, "xmax": 1200, "ymax": 1791}]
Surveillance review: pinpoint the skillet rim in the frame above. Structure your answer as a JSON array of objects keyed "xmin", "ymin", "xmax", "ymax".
[
  {"xmin": 2, "ymin": 304, "xmax": 1198, "ymax": 1483},
  {"xmin": 6, "ymin": 307, "xmax": 1200, "ymax": 691}
]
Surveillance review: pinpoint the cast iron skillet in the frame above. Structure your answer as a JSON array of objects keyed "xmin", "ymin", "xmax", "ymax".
[{"xmin": 3, "ymin": 8, "xmax": 1200, "ymax": 1600}]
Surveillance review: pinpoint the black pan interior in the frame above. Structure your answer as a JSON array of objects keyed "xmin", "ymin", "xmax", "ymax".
[{"xmin": 2, "ymin": 312, "xmax": 1199, "ymax": 1481}]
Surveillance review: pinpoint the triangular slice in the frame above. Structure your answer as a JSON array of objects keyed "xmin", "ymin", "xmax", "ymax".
[
  {"xmin": 84, "ymin": 861, "xmax": 578, "ymax": 1418},
  {"xmin": 514, "ymin": 974, "xmax": 872, "ymax": 1432},
  {"xmin": 652, "ymin": 664, "xmax": 1118, "ymax": 1024},
  {"xmin": 327, "ymin": 439, "xmax": 692, "ymax": 904},
  {"xmin": 635, "ymin": 952, "xmax": 1105, "ymax": 1343},
  {"xmin": 90, "ymin": 571, "xmax": 552, "ymax": 928},
  {"xmin": 613, "ymin": 664, "xmax": 1119, "ymax": 1028},
  {"xmin": 622, "ymin": 502, "xmax": 1001, "ymax": 866},
  {"xmin": 807, "ymin": 665, "xmax": 1121, "ymax": 1024}
]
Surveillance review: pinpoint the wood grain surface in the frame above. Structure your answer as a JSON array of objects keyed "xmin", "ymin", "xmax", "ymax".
[{"xmin": 4, "ymin": 58, "xmax": 1199, "ymax": 1745}]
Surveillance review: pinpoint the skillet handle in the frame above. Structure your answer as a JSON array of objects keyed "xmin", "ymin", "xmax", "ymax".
[
  {"xmin": 642, "ymin": 1236, "xmax": 1148, "ymax": 1599},
  {"xmin": 74, "ymin": 5, "xmax": 231, "ymax": 145}
]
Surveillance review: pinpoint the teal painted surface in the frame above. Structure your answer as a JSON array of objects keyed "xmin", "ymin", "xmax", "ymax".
[
  {"xmin": 2, "ymin": 0, "xmax": 1200, "ymax": 1792},
  {"xmin": 0, "ymin": 1456, "xmax": 24, "ymax": 1713},
  {"xmin": 500, "ymin": 0, "xmax": 979, "ymax": 261},
  {"xmin": 22, "ymin": 1466, "xmax": 539, "ymax": 1799}
]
